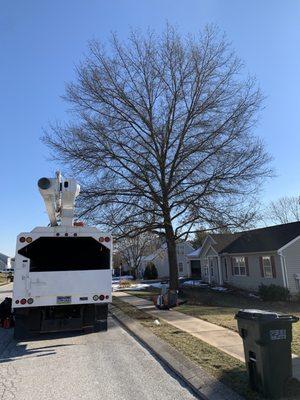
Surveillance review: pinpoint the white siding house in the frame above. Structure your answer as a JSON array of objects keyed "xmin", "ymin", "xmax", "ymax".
[
  {"xmin": 0, "ymin": 252, "xmax": 12, "ymax": 272},
  {"xmin": 139, "ymin": 242, "xmax": 194, "ymax": 278}
]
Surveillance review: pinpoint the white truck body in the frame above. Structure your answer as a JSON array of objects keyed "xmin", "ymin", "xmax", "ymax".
[
  {"xmin": 13, "ymin": 226, "xmax": 112, "ymax": 309},
  {"xmin": 12, "ymin": 172, "xmax": 112, "ymax": 338}
]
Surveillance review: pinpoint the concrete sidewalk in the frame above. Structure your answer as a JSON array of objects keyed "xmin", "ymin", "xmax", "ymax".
[{"xmin": 114, "ymin": 291, "xmax": 300, "ymax": 380}]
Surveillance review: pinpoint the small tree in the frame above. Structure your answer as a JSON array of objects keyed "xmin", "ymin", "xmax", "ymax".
[
  {"xmin": 116, "ymin": 233, "xmax": 159, "ymax": 277},
  {"xmin": 45, "ymin": 25, "xmax": 271, "ymax": 291},
  {"xmin": 144, "ymin": 262, "xmax": 158, "ymax": 280}
]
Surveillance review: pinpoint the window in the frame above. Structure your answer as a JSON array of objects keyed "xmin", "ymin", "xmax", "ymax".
[
  {"xmin": 210, "ymin": 267, "xmax": 214, "ymax": 277},
  {"xmin": 204, "ymin": 266, "xmax": 209, "ymax": 276},
  {"xmin": 262, "ymin": 256, "xmax": 273, "ymax": 278},
  {"xmin": 178, "ymin": 262, "xmax": 183, "ymax": 272},
  {"xmin": 232, "ymin": 257, "xmax": 246, "ymax": 276}
]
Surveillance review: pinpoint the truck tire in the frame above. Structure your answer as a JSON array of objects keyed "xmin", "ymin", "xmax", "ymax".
[
  {"xmin": 14, "ymin": 317, "xmax": 37, "ymax": 341},
  {"xmin": 94, "ymin": 318, "xmax": 107, "ymax": 332},
  {"xmin": 14, "ymin": 309, "xmax": 41, "ymax": 341}
]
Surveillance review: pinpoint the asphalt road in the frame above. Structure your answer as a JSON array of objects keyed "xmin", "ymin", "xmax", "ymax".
[{"xmin": 0, "ymin": 284, "xmax": 197, "ymax": 400}]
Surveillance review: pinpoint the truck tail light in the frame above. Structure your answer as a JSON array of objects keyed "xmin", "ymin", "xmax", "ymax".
[
  {"xmin": 15, "ymin": 300, "xmax": 19, "ymax": 304},
  {"xmin": 93, "ymin": 295, "xmax": 99, "ymax": 301},
  {"xmin": 19, "ymin": 237, "xmax": 26, "ymax": 243},
  {"xmin": 105, "ymin": 295, "xmax": 109, "ymax": 300},
  {"xmin": 26, "ymin": 237, "xmax": 32, "ymax": 243},
  {"xmin": 20, "ymin": 298, "xmax": 27, "ymax": 305},
  {"xmin": 104, "ymin": 237, "xmax": 110, "ymax": 242},
  {"xmin": 99, "ymin": 295, "xmax": 105, "ymax": 301},
  {"xmin": 27, "ymin": 298, "xmax": 34, "ymax": 304}
]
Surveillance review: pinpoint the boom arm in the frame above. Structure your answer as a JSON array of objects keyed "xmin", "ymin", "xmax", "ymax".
[{"xmin": 38, "ymin": 171, "xmax": 80, "ymax": 227}]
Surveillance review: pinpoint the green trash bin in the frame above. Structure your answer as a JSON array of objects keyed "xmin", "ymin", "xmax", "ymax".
[{"xmin": 235, "ymin": 309, "xmax": 299, "ymax": 399}]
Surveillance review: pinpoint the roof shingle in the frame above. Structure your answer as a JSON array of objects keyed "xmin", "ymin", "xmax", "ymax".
[{"xmin": 222, "ymin": 221, "xmax": 300, "ymax": 254}]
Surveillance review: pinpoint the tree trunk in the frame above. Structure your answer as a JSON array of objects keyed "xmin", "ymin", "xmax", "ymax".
[{"xmin": 164, "ymin": 218, "xmax": 179, "ymax": 291}]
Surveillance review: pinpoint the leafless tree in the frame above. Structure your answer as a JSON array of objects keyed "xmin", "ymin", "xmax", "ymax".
[
  {"xmin": 44, "ymin": 25, "xmax": 271, "ymax": 290},
  {"xmin": 266, "ymin": 196, "xmax": 300, "ymax": 224},
  {"xmin": 115, "ymin": 233, "xmax": 160, "ymax": 277}
]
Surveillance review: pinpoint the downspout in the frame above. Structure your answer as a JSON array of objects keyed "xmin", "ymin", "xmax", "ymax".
[{"xmin": 278, "ymin": 251, "xmax": 289, "ymax": 289}]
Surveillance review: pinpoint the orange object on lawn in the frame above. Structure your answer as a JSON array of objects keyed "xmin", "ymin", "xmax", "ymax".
[{"xmin": 3, "ymin": 317, "xmax": 11, "ymax": 329}]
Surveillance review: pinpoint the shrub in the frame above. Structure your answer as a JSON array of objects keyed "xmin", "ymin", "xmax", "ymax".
[
  {"xmin": 144, "ymin": 262, "xmax": 158, "ymax": 280},
  {"xmin": 119, "ymin": 279, "xmax": 132, "ymax": 288},
  {"xmin": 258, "ymin": 284, "xmax": 290, "ymax": 302}
]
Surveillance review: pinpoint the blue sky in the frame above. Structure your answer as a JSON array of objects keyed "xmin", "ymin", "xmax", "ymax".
[{"xmin": 1, "ymin": 0, "xmax": 299, "ymax": 256}]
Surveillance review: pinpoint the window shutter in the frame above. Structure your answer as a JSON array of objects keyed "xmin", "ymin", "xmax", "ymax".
[
  {"xmin": 259, "ymin": 256, "xmax": 264, "ymax": 277},
  {"xmin": 245, "ymin": 257, "xmax": 249, "ymax": 276},
  {"xmin": 230, "ymin": 257, "xmax": 234, "ymax": 276},
  {"xmin": 271, "ymin": 255, "xmax": 276, "ymax": 278}
]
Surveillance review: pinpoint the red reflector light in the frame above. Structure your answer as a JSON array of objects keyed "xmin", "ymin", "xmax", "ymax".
[
  {"xmin": 20, "ymin": 298, "xmax": 27, "ymax": 305},
  {"xmin": 104, "ymin": 237, "xmax": 110, "ymax": 242},
  {"xmin": 99, "ymin": 295, "xmax": 105, "ymax": 301},
  {"xmin": 19, "ymin": 237, "xmax": 25, "ymax": 243}
]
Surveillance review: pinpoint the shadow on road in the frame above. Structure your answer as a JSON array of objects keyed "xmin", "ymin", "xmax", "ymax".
[{"xmin": 0, "ymin": 343, "xmax": 72, "ymax": 364}]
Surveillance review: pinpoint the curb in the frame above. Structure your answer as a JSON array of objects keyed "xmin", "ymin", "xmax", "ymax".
[{"xmin": 110, "ymin": 305, "xmax": 243, "ymax": 400}]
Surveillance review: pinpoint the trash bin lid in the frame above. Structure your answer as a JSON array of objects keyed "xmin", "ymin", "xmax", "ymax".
[{"xmin": 235, "ymin": 309, "xmax": 298, "ymax": 322}]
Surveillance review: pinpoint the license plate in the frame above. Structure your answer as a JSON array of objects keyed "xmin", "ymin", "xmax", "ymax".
[{"xmin": 57, "ymin": 296, "xmax": 72, "ymax": 304}]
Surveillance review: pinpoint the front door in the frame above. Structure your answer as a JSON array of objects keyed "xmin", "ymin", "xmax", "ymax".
[{"xmin": 190, "ymin": 260, "xmax": 201, "ymax": 278}]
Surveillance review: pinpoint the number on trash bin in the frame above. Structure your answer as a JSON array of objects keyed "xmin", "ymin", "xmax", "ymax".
[{"xmin": 270, "ymin": 329, "xmax": 286, "ymax": 340}]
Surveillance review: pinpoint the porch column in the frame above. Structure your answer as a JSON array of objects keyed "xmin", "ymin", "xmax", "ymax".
[
  {"xmin": 207, "ymin": 257, "xmax": 211, "ymax": 284},
  {"xmin": 218, "ymin": 256, "xmax": 223, "ymax": 285}
]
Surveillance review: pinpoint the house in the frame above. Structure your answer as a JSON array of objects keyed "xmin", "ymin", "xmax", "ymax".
[
  {"xmin": 0, "ymin": 252, "xmax": 13, "ymax": 272},
  {"xmin": 187, "ymin": 222, "xmax": 300, "ymax": 295},
  {"xmin": 139, "ymin": 241, "xmax": 195, "ymax": 278}
]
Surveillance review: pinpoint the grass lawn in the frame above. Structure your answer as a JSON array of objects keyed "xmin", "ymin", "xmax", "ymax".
[
  {"xmin": 113, "ymin": 296, "xmax": 300, "ymax": 400},
  {"xmin": 0, "ymin": 273, "xmax": 9, "ymax": 285},
  {"xmin": 178, "ymin": 287, "xmax": 300, "ymax": 356},
  {"xmin": 126, "ymin": 287, "xmax": 300, "ymax": 355}
]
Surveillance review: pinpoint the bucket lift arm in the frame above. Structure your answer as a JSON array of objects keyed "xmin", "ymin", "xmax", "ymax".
[{"xmin": 37, "ymin": 171, "xmax": 80, "ymax": 227}]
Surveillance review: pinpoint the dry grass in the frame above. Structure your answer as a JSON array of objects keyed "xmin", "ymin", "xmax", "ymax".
[
  {"xmin": 0, "ymin": 273, "xmax": 9, "ymax": 285},
  {"xmin": 128, "ymin": 287, "xmax": 300, "ymax": 355},
  {"xmin": 113, "ymin": 297, "xmax": 300, "ymax": 400},
  {"xmin": 118, "ymin": 279, "xmax": 133, "ymax": 288},
  {"xmin": 179, "ymin": 287, "xmax": 300, "ymax": 356}
]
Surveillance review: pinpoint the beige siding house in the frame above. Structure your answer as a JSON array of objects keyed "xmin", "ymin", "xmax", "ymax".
[{"xmin": 188, "ymin": 222, "xmax": 300, "ymax": 295}]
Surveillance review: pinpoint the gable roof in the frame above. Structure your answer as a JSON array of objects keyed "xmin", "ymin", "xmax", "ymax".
[
  {"xmin": 210, "ymin": 233, "xmax": 242, "ymax": 253},
  {"xmin": 222, "ymin": 222, "xmax": 300, "ymax": 254},
  {"xmin": 187, "ymin": 247, "xmax": 202, "ymax": 258}
]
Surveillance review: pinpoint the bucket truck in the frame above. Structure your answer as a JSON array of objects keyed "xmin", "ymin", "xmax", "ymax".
[{"xmin": 12, "ymin": 172, "xmax": 112, "ymax": 339}]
